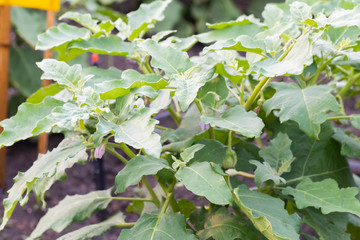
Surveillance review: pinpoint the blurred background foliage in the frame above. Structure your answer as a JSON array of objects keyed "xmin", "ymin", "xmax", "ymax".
[{"xmin": 8, "ymin": 0, "xmax": 283, "ymax": 116}]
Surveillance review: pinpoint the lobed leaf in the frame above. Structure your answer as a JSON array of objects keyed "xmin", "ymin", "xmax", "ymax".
[
  {"xmin": 127, "ymin": 0, "xmax": 171, "ymax": 40},
  {"xmin": 96, "ymin": 109, "xmax": 161, "ymax": 157},
  {"xmin": 36, "ymin": 23, "xmax": 90, "ymax": 51},
  {"xmin": 139, "ymin": 39, "xmax": 194, "ymax": 75},
  {"xmin": 115, "ymin": 155, "xmax": 171, "ymax": 193},
  {"xmin": 67, "ymin": 36, "xmax": 134, "ymax": 58},
  {"xmin": 0, "ymin": 97, "xmax": 65, "ymax": 148},
  {"xmin": 251, "ymin": 33, "xmax": 313, "ymax": 77},
  {"xmin": 233, "ymin": 185, "xmax": 301, "ymax": 240},
  {"xmin": 249, "ymin": 160, "xmax": 286, "ymax": 187},
  {"xmin": 94, "ymin": 69, "xmax": 168, "ymax": 100},
  {"xmin": 259, "ymin": 132, "xmax": 294, "ymax": 174},
  {"xmin": 37, "ymin": 59, "xmax": 92, "ymax": 90},
  {"xmin": 201, "ymin": 105, "xmax": 264, "ymax": 138},
  {"xmin": 0, "ymin": 139, "xmax": 86, "ymax": 230},
  {"xmin": 29, "ymin": 189, "xmax": 113, "ymax": 239},
  {"xmin": 175, "ymin": 162, "xmax": 232, "ymax": 205},
  {"xmin": 197, "ymin": 207, "xmax": 258, "ymax": 240},
  {"xmin": 174, "ymin": 66, "xmax": 215, "ymax": 111},
  {"xmin": 190, "ymin": 139, "xmax": 227, "ymax": 166},
  {"xmin": 264, "ymin": 82, "xmax": 340, "ymax": 138},
  {"xmin": 59, "ymin": 11, "xmax": 100, "ymax": 33},
  {"xmin": 118, "ymin": 213, "xmax": 197, "ymax": 240},
  {"xmin": 274, "ymin": 121, "xmax": 355, "ymax": 187},
  {"xmin": 332, "ymin": 128, "xmax": 360, "ymax": 159},
  {"xmin": 283, "ymin": 178, "xmax": 360, "ymax": 216},
  {"xmin": 300, "ymin": 208, "xmax": 351, "ymax": 240}
]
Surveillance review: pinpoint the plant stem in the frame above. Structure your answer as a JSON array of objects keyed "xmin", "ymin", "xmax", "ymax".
[
  {"xmin": 119, "ymin": 143, "xmax": 136, "ymax": 158},
  {"xmin": 155, "ymin": 125, "xmax": 169, "ymax": 131},
  {"xmin": 150, "ymin": 192, "xmax": 173, "ymax": 240},
  {"xmin": 326, "ymin": 115, "xmax": 351, "ymax": 121},
  {"xmin": 115, "ymin": 222, "xmax": 136, "ymax": 228},
  {"xmin": 105, "ymin": 147, "xmax": 128, "ymax": 164},
  {"xmin": 167, "ymin": 106, "xmax": 181, "ymax": 126},
  {"xmin": 310, "ymin": 55, "xmax": 336, "ymax": 85},
  {"xmin": 255, "ymin": 138, "xmax": 263, "ymax": 149},
  {"xmin": 111, "ymin": 197, "xmax": 153, "ymax": 202},
  {"xmin": 226, "ymin": 169, "xmax": 255, "ymax": 179},
  {"xmin": 142, "ymin": 176, "xmax": 161, "ymax": 208},
  {"xmin": 338, "ymin": 72, "xmax": 360, "ymax": 97}
]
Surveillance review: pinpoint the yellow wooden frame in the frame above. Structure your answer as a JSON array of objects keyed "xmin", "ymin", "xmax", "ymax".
[{"xmin": 0, "ymin": 0, "xmax": 60, "ymax": 11}]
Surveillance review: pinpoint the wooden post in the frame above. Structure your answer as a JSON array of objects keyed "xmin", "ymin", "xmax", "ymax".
[
  {"xmin": 38, "ymin": 10, "xmax": 55, "ymax": 154},
  {"xmin": 0, "ymin": 6, "xmax": 11, "ymax": 188}
]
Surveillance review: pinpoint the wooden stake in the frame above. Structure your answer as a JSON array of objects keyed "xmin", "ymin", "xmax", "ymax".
[
  {"xmin": 38, "ymin": 10, "xmax": 56, "ymax": 154},
  {"xmin": 0, "ymin": 5, "xmax": 11, "ymax": 189}
]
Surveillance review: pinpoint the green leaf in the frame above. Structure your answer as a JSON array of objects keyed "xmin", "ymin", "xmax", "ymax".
[
  {"xmin": 259, "ymin": 132, "xmax": 294, "ymax": 174},
  {"xmin": 127, "ymin": 0, "xmax": 171, "ymax": 40},
  {"xmin": 317, "ymin": 6, "xmax": 360, "ymax": 28},
  {"xmin": 115, "ymin": 155, "xmax": 170, "ymax": 193},
  {"xmin": 139, "ymin": 39, "xmax": 194, "ymax": 75},
  {"xmin": 36, "ymin": 23, "xmax": 91, "ymax": 51},
  {"xmin": 96, "ymin": 109, "xmax": 161, "ymax": 157},
  {"xmin": 83, "ymin": 66, "xmax": 122, "ymax": 88},
  {"xmin": 177, "ymin": 199, "xmax": 196, "ymax": 219},
  {"xmin": 190, "ymin": 139, "xmax": 227, "ymax": 165},
  {"xmin": 11, "ymin": 7, "xmax": 46, "ymax": 48},
  {"xmin": 9, "ymin": 46, "xmax": 42, "ymax": 97},
  {"xmin": 29, "ymin": 189, "xmax": 113, "ymax": 239},
  {"xmin": 175, "ymin": 162, "xmax": 232, "ymax": 205},
  {"xmin": 283, "ymin": 178, "xmax": 360, "ymax": 216},
  {"xmin": 197, "ymin": 24, "xmax": 263, "ymax": 44},
  {"xmin": 263, "ymin": 82, "xmax": 340, "ymax": 138},
  {"xmin": 33, "ymin": 145, "xmax": 87, "ymax": 208},
  {"xmin": 207, "ymin": 15, "xmax": 264, "ymax": 29},
  {"xmin": 300, "ymin": 208, "xmax": 351, "ymax": 240},
  {"xmin": 203, "ymin": 35, "xmax": 265, "ymax": 55},
  {"xmin": 201, "ymin": 105, "xmax": 264, "ymax": 138},
  {"xmin": 180, "ymin": 144, "xmax": 205, "ymax": 163},
  {"xmin": 0, "ymin": 96, "xmax": 64, "ymax": 148},
  {"xmin": 57, "ymin": 212, "xmax": 125, "ymax": 240},
  {"xmin": 249, "ymin": 160, "xmax": 286, "ymax": 187},
  {"xmin": 59, "ymin": 11, "xmax": 100, "ymax": 33},
  {"xmin": 332, "ymin": 128, "xmax": 360, "ymax": 159},
  {"xmin": 234, "ymin": 139, "xmax": 260, "ymax": 172},
  {"xmin": 272, "ymin": 121, "xmax": 355, "ymax": 187},
  {"xmin": 251, "ymin": 33, "xmax": 313, "ymax": 77},
  {"xmin": 289, "ymin": 1, "xmax": 312, "ymax": 21},
  {"xmin": 94, "ymin": 69, "xmax": 168, "ymax": 100},
  {"xmin": 32, "ymin": 102, "xmax": 91, "ymax": 135},
  {"xmin": 233, "ymin": 185, "xmax": 301, "ymax": 240},
  {"xmin": 37, "ymin": 59, "xmax": 92, "ymax": 90},
  {"xmin": 350, "ymin": 114, "xmax": 360, "ymax": 129},
  {"xmin": 26, "ymin": 83, "xmax": 64, "ymax": 104},
  {"xmin": 0, "ymin": 139, "xmax": 86, "ymax": 230},
  {"xmin": 198, "ymin": 76, "xmax": 228, "ymax": 108},
  {"xmin": 175, "ymin": 66, "xmax": 215, "ymax": 111},
  {"xmin": 118, "ymin": 213, "xmax": 197, "ymax": 240},
  {"xmin": 67, "ymin": 36, "xmax": 134, "ymax": 58},
  {"xmin": 198, "ymin": 207, "xmax": 258, "ymax": 240}
]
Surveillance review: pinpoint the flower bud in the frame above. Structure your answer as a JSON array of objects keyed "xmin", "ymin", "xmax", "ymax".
[{"xmin": 222, "ymin": 147, "xmax": 237, "ymax": 169}]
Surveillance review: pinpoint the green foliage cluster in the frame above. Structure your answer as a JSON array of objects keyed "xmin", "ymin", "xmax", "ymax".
[{"xmin": 2, "ymin": 0, "xmax": 360, "ymax": 239}]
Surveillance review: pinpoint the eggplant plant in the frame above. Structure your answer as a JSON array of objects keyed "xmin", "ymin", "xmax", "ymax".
[{"xmin": 1, "ymin": 0, "xmax": 360, "ymax": 239}]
